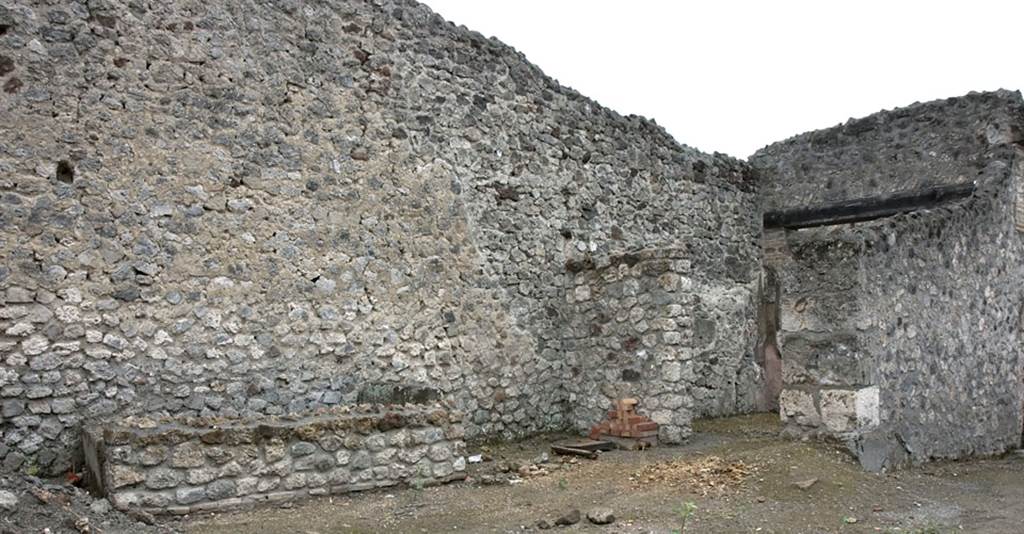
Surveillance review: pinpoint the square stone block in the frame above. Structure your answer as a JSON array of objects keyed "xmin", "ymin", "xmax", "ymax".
[
  {"xmin": 820, "ymin": 389, "xmax": 856, "ymax": 433},
  {"xmin": 820, "ymin": 386, "xmax": 880, "ymax": 433},
  {"xmin": 779, "ymin": 389, "xmax": 819, "ymax": 427}
]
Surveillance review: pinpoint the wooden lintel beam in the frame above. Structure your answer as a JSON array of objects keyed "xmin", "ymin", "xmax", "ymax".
[{"xmin": 763, "ymin": 182, "xmax": 976, "ymax": 230}]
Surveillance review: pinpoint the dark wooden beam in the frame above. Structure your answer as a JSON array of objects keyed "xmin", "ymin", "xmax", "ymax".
[{"xmin": 763, "ymin": 182, "xmax": 976, "ymax": 230}]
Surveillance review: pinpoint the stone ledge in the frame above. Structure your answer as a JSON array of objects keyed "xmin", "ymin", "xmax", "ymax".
[
  {"xmin": 84, "ymin": 404, "xmax": 466, "ymax": 514},
  {"xmin": 96, "ymin": 403, "xmax": 462, "ymax": 447}
]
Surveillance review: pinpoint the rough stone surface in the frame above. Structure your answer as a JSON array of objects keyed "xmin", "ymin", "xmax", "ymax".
[
  {"xmin": 565, "ymin": 248, "xmax": 760, "ymax": 442},
  {"xmin": 0, "ymin": 473, "xmax": 166, "ymax": 534},
  {"xmin": 0, "ymin": 489, "xmax": 17, "ymax": 512},
  {"xmin": 819, "ymin": 389, "xmax": 857, "ymax": 434},
  {"xmin": 752, "ymin": 91, "xmax": 1024, "ymax": 211},
  {"xmin": 586, "ymin": 507, "xmax": 615, "ymax": 525},
  {"xmin": 755, "ymin": 90, "xmax": 1024, "ymax": 468},
  {"xmin": 779, "ymin": 389, "xmax": 819, "ymax": 428},
  {"xmin": 554, "ymin": 509, "xmax": 581, "ymax": 526},
  {"xmin": 84, "ymin": 405, "xmax": 465, "ymax": 513},
  {"xmin": 0, "ymin": 0, "xmax": 1019, "ymax": 483},
  {"xmin": 0, "ymin": 0, "xmax": 759, "ymax": 476}
]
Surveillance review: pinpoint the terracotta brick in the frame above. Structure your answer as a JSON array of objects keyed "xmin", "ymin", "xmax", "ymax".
[{"xmin": 590, "ymin": 399, "xmax": 660, "ymax": 439}]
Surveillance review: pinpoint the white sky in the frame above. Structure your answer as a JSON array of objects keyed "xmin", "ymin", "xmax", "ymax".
[{"xmin": 424, "ymin": 0, "xmax": 1024, "ymax": 159}]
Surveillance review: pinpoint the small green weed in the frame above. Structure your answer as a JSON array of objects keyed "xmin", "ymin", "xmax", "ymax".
[{"xmin": 671, "ymin": 501, "xmax": 697, "ymax": 533}]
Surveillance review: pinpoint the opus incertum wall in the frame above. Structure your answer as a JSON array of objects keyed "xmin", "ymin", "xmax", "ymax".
[
  {"xmin": 753, "ymin": 91, "xmax": 1024, "ymax": 470},
  {"xmin": 1, "ymin": 0, "xmax": 1020, "ymax": 489},
  {"xmin": 0, "ymin": 0, "xmax": 761, "ymax": 479},
  {"xmin": 83, "ymin": 405, "xmax": 465, "ymax": 514}
]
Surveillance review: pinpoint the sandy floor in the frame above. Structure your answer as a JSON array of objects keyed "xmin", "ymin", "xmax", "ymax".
[{"xmin": 176, "ymin": 414, "xmax": 1024, "ymax": 534}]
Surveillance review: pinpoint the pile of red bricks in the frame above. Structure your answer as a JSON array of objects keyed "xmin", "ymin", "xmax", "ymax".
[{"xmin": 588, "ymin": 398, "xmax": 659, "ymax": 440}]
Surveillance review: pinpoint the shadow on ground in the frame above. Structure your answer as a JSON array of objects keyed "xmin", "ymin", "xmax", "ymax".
[{"xmin": 178, "ymin": 414, "xmax": 1024, "ymax": 533}]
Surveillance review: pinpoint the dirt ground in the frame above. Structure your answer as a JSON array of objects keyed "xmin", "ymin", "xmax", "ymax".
[{"xmin": 178, "ymin": 414, "xmax": 1024, "ymax": 534}]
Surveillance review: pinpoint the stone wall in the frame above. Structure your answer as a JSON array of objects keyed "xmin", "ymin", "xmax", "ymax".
[
  {"xmin": 754, "ymin": 92, "xmax": 1024, "ymax": 469},
  {"xmin": 856, "ymin": 169, "xmax": 1024, "ymax": 468},
  {"xmin": 564, "ymin": 248, "xmax": 760, "ymax": 443},
  {"xmin": 752, "ymin": 90, "xmax": 1024, "ymax": 211},
  {"xmin": 0, "ymin": 0, "xmax": 762, "ymax": 476},
  {"xmin": 9, "ymin": 0, "xmax": 1017, "ymax": 481},
  {"xmin": 83, "ymin": 404, "xmax": 464, "ymax": 514},
  {"xmin": 769, "ymin": 228, "xmax": 879, "ymax": 440}
]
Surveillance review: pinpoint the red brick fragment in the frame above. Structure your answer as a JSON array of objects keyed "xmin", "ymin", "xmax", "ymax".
[{"xmin": 588, "ymin": 398, "xmax": 659, "ymax": 440}]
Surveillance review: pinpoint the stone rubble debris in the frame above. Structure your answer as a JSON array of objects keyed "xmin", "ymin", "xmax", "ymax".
[
  {"xmin": 793, "ymin": 478, "xmax": 819, "ymax": 490},
  {"xmin": 0, "ymin": 475, "xmax": 168, "ymax": 534},
  {"xmin": 586, "ymin": 508, "xmax": 616, "ymax": 525},
  {"xmin": 553, "ymin": 508, "xmax": 581, "ymax": 526}
]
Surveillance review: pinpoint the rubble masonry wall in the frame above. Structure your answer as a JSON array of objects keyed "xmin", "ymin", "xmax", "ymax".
[
  {"xmin": 0, "ymin": 0, "xmax": 761, "ymax": 476},
  {"xmin": 83, "ymin": 405, "xmax": 465, "ymax": 513},
  {"xmin": 753, "ymin": 91, "xmax": 1024, "ymax": 469}
]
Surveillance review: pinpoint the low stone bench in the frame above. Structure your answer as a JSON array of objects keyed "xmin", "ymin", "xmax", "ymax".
[{"xmin": 82, "ymin": 404, "xmax": 466, "ymax": 515}]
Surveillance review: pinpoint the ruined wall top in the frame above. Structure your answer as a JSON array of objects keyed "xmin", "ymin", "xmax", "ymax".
[{"xmin": 751, "ymin": 90, "xmax": 1024, "ymax": 212}]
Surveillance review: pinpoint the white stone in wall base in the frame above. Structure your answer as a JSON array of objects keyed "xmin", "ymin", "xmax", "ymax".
[
  {"xmin": 854, "ymin": 386, "xmax": 881, "ymax": 429},
  {"xmin": 779, "ymin": 389, "xmax": 819, "ymax": 427},
  {"xmin": 784, "ymin": 386, "xmax": 880, "ymax": 436},
  {"xmin": 820, "ymin": 389, "xmax": 857, "ymax": 433}
]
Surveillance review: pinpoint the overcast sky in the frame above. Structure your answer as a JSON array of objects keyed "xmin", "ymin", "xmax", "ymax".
[{"xmin": 425, "ymin": 0, "xmax": 1024, "ymax": 159}]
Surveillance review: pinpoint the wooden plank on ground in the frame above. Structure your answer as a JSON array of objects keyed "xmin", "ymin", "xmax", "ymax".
[
  {"xmin": 560, "ymin": 439, "xmax": 617, "ymax": 452},
  {"xmin": 550, "ymin": 445, "xmax": 599, "ymax": 459},
  {"xmin": 597, "ymin": 434, "xmax": 658, "ymax": 451}
]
